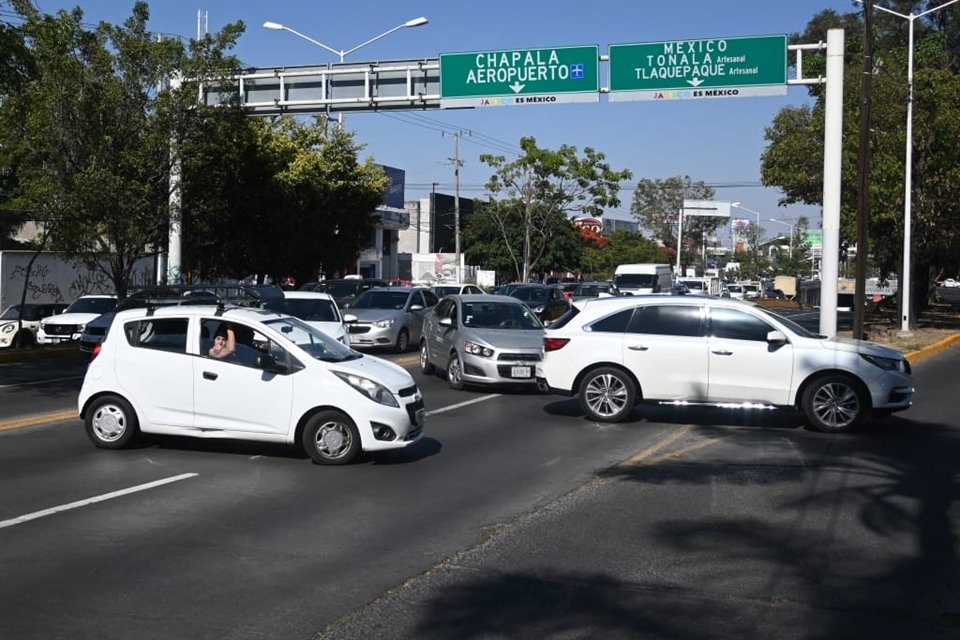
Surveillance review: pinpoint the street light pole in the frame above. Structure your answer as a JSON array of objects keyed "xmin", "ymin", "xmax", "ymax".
[
  {"xmin": 731, "ymin": 203, "xmax": 762, "ymax": 279},
  {"xmin": 263, "ymin": 17, "xmax": 429, "ymax": 125},
  {"xmin": 768, "ymin": 218, "xmax": 795, "ymax": 253},
  {"xmin": 854, "ymin": 0, "xmax": 959, "ymax": 334}
]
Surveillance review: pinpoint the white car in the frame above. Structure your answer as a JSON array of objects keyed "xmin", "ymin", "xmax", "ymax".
[
  {"xmin": 536, "ymin": 296, "xmax": 913, "ymax": 433},
  {"xmin": 722, "ymin": 284, "xmax": 745, "ymax": 300},
  {"xmin": 0, "ymin": 303, "xmax": 69, "ymax": 348},
  {"xmin": 262, "ymin": 291, "xmax": 348, "ymax": 344},
  {"xmin": 78, "ymin": 304, "xmax": 424, "ymax": 465},
  {"xmin": 431, "ymin": 283, "xmax": 485, "ymax": 297},
  {"xmin": 942, "ymin": 278, "xmax": 959, "ymax": 289},
  {"xmin": 37, "ymin": 295, "xmax": 117, "ymax": 344}
]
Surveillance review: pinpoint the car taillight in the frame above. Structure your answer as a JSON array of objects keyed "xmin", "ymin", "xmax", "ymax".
[
  {"xmin": 543, "ymin": 337, "xmax": 570, "ymax": 352},
  {"xmin": 91, "ymin": 342, "xmax": 102, "ymax": 361}
]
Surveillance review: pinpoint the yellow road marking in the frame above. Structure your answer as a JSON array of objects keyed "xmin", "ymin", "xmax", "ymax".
[
  {"xmin": 624, "ymin": 424, "xmax": 692, "ymax": 466},
  {"xmin": 0, "ymin": 409, "xmax": 78, "ymax": 432},
  {"xmin": 647, "ymin": 438, "xmax": 722, "ymax": 465}
]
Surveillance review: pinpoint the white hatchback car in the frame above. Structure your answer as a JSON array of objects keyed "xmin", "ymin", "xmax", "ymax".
[
  {"xmin": 536, "ymin": 296, "xmax": 914, "ymax": 433},
  {"xmin": 38, "ymin": 295, "xmax": 117, "ymax": 344},
  {"xmin": 78, "ymin": 305, "xmax": 425, "ymax": 464}
]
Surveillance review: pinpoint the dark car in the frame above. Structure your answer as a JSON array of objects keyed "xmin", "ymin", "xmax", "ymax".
[
  {"xmin": 571, "ymin": 281, "xmax": 620, "ymax": 301},
  {"xmin": 302, "ymin": 279, "xmax": 388, "ymax": 307},
  {"xmin": 507, "ymin": 284, "xmax": 571, "ymax": 325}
]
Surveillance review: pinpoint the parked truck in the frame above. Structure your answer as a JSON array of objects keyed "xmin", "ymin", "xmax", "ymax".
[
  {"xmin": 773, "ymin": 275, "xmax": 799, "ymax": 299},
  {"xmin": 613, "ymin": 263, "xmax": 673, "ymax": 295}
]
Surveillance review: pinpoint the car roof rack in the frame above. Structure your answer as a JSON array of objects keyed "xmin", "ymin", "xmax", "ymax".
[{"xmin": 124, "ymin": 284, "xmax": 285, "ymax": 316}]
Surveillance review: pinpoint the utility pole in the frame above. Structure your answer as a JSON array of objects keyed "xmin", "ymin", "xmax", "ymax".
[
  {"xmin": 854, "ymin": 0, "xmax": 874, "ymax": 340},
  {"xmin": 444, "ymin": 131, "xmax": 467, "ymax": 280}
]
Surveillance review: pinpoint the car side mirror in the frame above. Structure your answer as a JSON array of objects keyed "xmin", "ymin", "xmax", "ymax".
[
  {"xmin": 343, "ymin": 314, "xmax": 358, "ymax": 324},
  {"xmin": 767, "ymin": 330, "xmax": 787, "ymax": 344},
  {"xmin": 257, "ymin": 352, "xmax": 287, "ymax": 374},
  {"xmin": 438, "ymin": 317, "xmax": 454, "ymax": 328},
  {"xmin": 409, "ymin": 304, "xmax": 424, "ymax": 311}
]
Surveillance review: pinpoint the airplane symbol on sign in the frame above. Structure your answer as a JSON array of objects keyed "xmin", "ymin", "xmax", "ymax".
[{"xmin": 570, "ymin": 63, "xmax": 584, "ymax": 79}]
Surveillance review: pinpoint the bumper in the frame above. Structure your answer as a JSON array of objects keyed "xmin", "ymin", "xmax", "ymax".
[
  {"xmin": 37, "ymin": 331, "xmax": 81, "ymax": 344},
  {"xmin": 535, "ymin": 376, "xmax": 574, "ymax": 396},
  {"xmin": 358, "ymin": 396, "xmax": 425, "ymax": 452},
  {"xmin": 348, "ymin": 325, "xmax": 400, "ymax": 348},
  {"xmin": 459, "ymin": 352, "xmax": 540, "ymax": 386}
]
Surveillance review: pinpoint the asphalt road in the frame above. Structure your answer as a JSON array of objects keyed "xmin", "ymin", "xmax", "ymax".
[{"xmin": 1, "ymin": 322, "xmax": 959, "ymax": 639}]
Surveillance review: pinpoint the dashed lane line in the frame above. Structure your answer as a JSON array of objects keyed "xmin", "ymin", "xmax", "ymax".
[{"xmin": 0, "ymin": 473, "xmax": 199, "ymax": 529}]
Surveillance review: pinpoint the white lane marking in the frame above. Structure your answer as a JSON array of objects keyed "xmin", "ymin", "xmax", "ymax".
[
  {"xmin": 0, "ymin": 375, "xmax": 85, "ymax": 389},
  {"xmin": 0, "ymin": 473, "xmax": 198, "ymax": 530},
  {"xmin": 426, "ymin": 394, "xmax": 501, "ymax": 416}
]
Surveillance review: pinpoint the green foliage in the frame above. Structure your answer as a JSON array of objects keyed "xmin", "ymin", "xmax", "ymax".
[
  {"xmin": 477, "ymin": 137, "xmax": 632, "ymax": 282},
  {"xmin": 761, "ymin": 5, "xmax": 960, "ymax": 324},
  {"xmin": 580, "ymin": 231, "xmax": 664, "ymax": 280},
  {"xmin": 629, "ymin": 175, "xmax": 719, "ymax": 269}
]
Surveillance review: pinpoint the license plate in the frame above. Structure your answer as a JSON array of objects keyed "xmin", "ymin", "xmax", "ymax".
[
  {"xmin": 415, "ymin": 408, "xmax": 425, "ymax": 427},
  {"xmin": 510, "ymin": 366, "xmax": 531, "ymax": 378}
]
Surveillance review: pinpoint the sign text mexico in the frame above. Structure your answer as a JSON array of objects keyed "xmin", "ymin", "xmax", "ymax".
[
  {"xmin": 440, "ymin": 46, "xmax": 599, "ymax": 108},
  {"xmin": 609, "ymin": 35, "xmax": 787, "ymax": 101}
]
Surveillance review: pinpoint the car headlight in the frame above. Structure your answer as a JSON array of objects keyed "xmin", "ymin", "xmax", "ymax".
[
  {"xmin": 533, "ymin": 305, "xmax": 545, "ymax": 313},
  {"xmin": 464, "ymin": 341, "xmax": 494, "ymax": 358},
  {"xmin": 332, "ymin": 371, "xmax": 399, "ymax": 407},
  {"xmin": 1, "ymin": 324, "xmax": 13, "ymax": 334},
  {"xmin": 374, "ymin": 318, "xmax": 396, "ymax": 329},
  {"xmin": 860, "ymin": 353, "xmax": 902, "ymax": 371},
  {"xmin": 77, "ymin": 324, "xmax": 86, "ymax": 332}
]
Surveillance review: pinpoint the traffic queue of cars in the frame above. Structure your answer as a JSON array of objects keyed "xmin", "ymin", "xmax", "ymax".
[{"xmin": 4, "ymin": 277, "xmax": 916, "ymax": 464}]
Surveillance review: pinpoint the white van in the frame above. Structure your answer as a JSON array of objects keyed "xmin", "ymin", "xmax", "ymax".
[{"xmin": 613, "ymin": 264, "xmax": 673, "ymax": 295}]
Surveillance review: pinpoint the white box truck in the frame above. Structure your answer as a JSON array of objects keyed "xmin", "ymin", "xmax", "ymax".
[{"xmin": 613, "ymin": 263, "xmax": 673, "ymax": 295}]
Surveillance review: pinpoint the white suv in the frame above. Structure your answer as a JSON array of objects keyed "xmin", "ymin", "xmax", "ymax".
[
  {"xmin": 78, "ymin": 304, "xmax": 424, "ymax": 464},
  {"xmin": 38, "ymin": 294, "xmax": 117, "ymax": 344},
  {"xmin": 536, "ymin": 296, "xmax": 913, "ymax": 433}
]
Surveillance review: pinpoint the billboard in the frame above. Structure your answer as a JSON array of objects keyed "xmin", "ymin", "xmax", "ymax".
[{"xmin": 377, "ymin": 165, "xmax": 406, "ymax": 209}]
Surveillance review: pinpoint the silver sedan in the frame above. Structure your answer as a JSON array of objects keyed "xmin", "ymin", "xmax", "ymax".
[{"xmin": 420, "ymin": 294, "xmax": 544, "ymax": 390}]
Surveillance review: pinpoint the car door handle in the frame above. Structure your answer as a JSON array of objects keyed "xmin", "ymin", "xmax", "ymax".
[
  {"xmin": 203, "ymin": 371, "xmax": 218, "ymax": 380},
  {"xmin": 711, "ymin": 349, "xmax": 733, "ymax": 356},
  {"xmin": 627, "ymin": 344, "xmax": 649, "ymax": 351}
]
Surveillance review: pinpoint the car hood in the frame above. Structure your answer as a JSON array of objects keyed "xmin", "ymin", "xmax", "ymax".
[
  {"xmin": 328, "ymin": 353, "xmax": 416, "ymax": 392},
  {"xmin": 305, "ymin": 320, "xmax": 347, "ymax": 340},
  {"xmin": 345, "ymin": 309, "xmax": 407, "ymax": 323},
  {"xmin": 463, "ymin": 328, "xmax": 544, "ymax": 350},
  {"xmin": 42, "ymin": 312, "xmax": 101, "ymax": 325},
  {"xmin": 818, "ymin": 336, "xmax": 904, "ymax": 359}
]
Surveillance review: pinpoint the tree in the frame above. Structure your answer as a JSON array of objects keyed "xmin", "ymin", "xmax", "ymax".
[
  {"xmin": 179, "ymin": 115, "xmax": 387, "ymax": 285},
  {"xmin": 629, "ymin": 176, "xmax": 721, "ymax": 273},
  {"xmin": 1, "ymin": 1, "xmax": 244, "ymax": 297},
  {"xmin": 760, "ymin": 4, "xmax": 960, "ymax": 327},
  {"xmin": 478, "ymin": 137, "xmax": 632, "ymax": 283}
]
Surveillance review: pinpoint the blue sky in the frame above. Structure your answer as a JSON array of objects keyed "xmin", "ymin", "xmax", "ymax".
[{"xmin": 33, "ymin": 0, "xmax": 860, "ymax": 239}]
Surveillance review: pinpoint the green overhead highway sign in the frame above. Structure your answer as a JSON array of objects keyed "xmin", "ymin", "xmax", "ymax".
[
  {"xmin": 609, "ymin": 35, "xmax": 787, "ymax": 101},
  {"xmin": 440, "ymin": 46, "xmax": 599, "ymax": 108}
]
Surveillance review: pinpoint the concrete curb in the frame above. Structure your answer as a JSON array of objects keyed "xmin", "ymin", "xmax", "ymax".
[{"xmin": 905, "ymin": 332, "xmax": 960, "ymax": 364}]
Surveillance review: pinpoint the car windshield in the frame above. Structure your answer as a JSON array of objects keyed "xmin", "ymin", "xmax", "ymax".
[
  {"xmin": 742, "ymin": 284, "xmax": 759, "ymax": 292},
  {"xmin": 350, "ymin": 290, "xmax": 410, "ymax": 310},
  {"xmin": 510, "ymin": 287, "xmax": 548, "ymax": 303},
  {"xmin": 614, "ymin": 273, "xmax": 657, "ymax": 287},
  {"xmin": 682, "ymin": 281, "xmax": 705, "ymax": 290},
  {"xmin": 318, "ymin": 282, "xmax": 362, "ymax": 299},
  {"xmin": 263, "ymin": 316, "xmax": 360, "ymax": 362},
  {"xmin": 64, "ymin": 298, "xmax": 116, "ymax": 314},
  {"xmin": 264, "ymin": 298, "xmax": 340, "ymax": 322},
  {"xmin": 462, "ymin": 301, "xmax": 542, "ymax": 330},
  {"xmin": 0, "ymin": 305, "xmax": 25, "ymax": 320},
  {"xmin": 726, "ymin": 285, "xmax": 743, "ymax": 293},
  {"xmin": 575, "ymin": 285, "xmax": 610, "ymax": 297}
]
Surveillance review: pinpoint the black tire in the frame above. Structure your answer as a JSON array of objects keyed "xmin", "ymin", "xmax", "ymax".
[
  {"xmin": 302, "ymin": 410, "xmax": 361, "ymax": 465},
  {"xmin": 14, "ymin": 330, "xmax": 32, "ymax": 348},
  {"xmin": 578, "ymin": 366, "xmax": 637, "ymax": 423},
  {"xmin": 447, "ymin": 352, "xmax": 465, "ymax": 390},
  {"xmin": 801, "ymin": 374, "xmax": 867, "ymax": 434},
  {"xmin": 395, "ymin": 329, "xmax": 410, "ymax": 353},
  {"xmin": 420, "ymin": 340, "xmax": 435, "ymax": 374},
  {"xmin": 85, "ymin": 394, "xmax": 139, "ymax": 449}
]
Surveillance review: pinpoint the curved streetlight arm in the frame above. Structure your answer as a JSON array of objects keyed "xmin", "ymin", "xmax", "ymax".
[
  {"xmin": 262, "ymin": 22, "xmax": 341, "ymax": 58},
  {"xmin": 342, "ymin": 17, "xmax": 428, "ymax": 59}
]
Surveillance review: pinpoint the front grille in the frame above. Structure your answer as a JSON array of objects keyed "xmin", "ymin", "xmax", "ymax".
[
  {"xmin": 348, "ymin": 325, "xmax": 371, "ymax": 334},
  {"xmin": 44, "ymin": 324, "xmax": 77, "ymax": 335},
  {"xmin": 398, "ymin": 385, "xmax": 418, "ymax": 397},
  {"xmin": 497, "ymin": 352, "xmax": 541, "ymax": 362}
]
